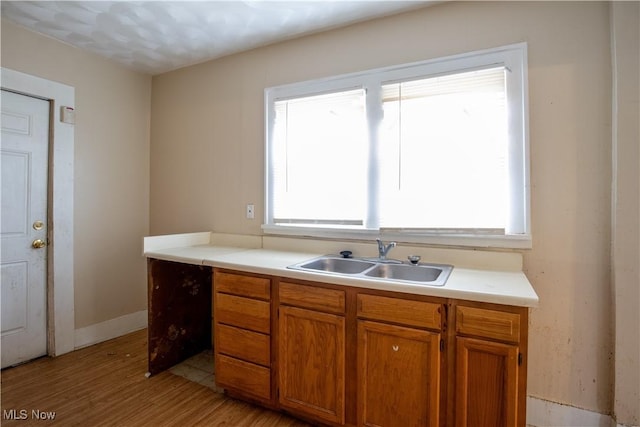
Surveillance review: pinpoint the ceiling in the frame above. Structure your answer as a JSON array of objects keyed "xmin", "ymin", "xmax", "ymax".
[{"xmin": 1, "ymin": 1, "xmax": 431, "ymax": 75}]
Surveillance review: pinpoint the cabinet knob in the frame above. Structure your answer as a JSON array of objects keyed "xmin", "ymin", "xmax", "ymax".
[{"xmin": 392, "ymin": 345, "xmax": 399, "ymax": 352}]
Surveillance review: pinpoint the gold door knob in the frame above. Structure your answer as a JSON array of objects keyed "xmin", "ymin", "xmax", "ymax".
[{"xmin": 32, "ymin": 239, "xmax": 46, "ymax": 249}]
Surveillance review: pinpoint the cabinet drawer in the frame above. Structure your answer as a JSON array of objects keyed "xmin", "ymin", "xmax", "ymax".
[
  {"xmin": 216, "ymin": 293, "xmax": 270, "ymax": 334},
  {"xmin": 279, "ymin": 281, "xmax": 346, "ymax": 314},
  {"xmin": 216, "ymin": 354, "xmax": 271, "ymax": 401},
  {"xmin": 217, "ymin": 323, "xmax": 270, "ymax": 367},
  {"xmin": 456, "ymin": 305, "xmax": 521, "ymax": 343},
  {"xmin": 357, "ymin": 294, "xmax": 441, "ymax": 330},
  {"xmin": 215, "ymin": 270, "xmax": 271, "ymax": 300}
]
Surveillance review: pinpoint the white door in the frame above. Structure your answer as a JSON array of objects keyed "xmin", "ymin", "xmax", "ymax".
[{"xmin": 1, "ymin": 90, "xmax": 50, "ymax": 368}]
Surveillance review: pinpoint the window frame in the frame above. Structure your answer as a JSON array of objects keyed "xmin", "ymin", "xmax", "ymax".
[{"xmin": 264, "ymin": 43, "xmax": 530, "ymax": 249}]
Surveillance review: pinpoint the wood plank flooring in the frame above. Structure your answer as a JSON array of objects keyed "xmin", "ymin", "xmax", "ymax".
[{"xmin": 1, "ymin": 329, "xmax": 310, "ymax": 426}]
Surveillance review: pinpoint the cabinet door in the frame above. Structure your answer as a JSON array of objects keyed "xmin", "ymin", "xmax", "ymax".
[
  {"xmin": 278, "ymin": 306, "xmax": 345, "ymax": 425},
  {"xmin": 358, "ymin": 320, "xmax": 441, "ymax": 427},
  {"xmin": 455, "ymin": 337, "xmax": 518, "ymax": 427}
]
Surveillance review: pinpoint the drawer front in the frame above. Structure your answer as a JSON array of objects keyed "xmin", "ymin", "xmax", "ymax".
[
  {"xmin": 216, "ymin": 293, "xmax": 271, "ymax": 334},
  {"xmin": 279, "ymin": 281, "xmax": 346, "ymax": 314},
  {"xmin": 216, "ymin": 354, "xmax": 271, "ymax": 401},
  {"xmin": 456, "ymin": 305, "xmax": 521, "ymax": 343},
  {"xmin": 357, "ymin": 294, "xmax": 441, "ymax": 330},
  {"xmin": 215, "ymin": 270, "xmax": 271, "ymax": 300},
  {"xmin": 217, "ymin": 323, "xmax": 270, "ymax": 367}
]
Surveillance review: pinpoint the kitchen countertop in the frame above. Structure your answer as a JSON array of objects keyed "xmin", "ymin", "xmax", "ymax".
[{"xmin": 144, "ymin": 241, "xmax": 539, "ymax": 308}]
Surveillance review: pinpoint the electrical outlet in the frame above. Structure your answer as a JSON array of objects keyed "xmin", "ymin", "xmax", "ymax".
[{"xmin": 246, "ymin": 204, "xmax": 255, "ymax": 219}]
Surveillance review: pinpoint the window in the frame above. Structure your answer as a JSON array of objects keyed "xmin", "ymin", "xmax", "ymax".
[
  {"xmin": 265, "ymin": 44, "xmax": 530, "ymax": 248},
  {"xmin": 272, "ymin": 89, "xmax": 367, "ymax": 226}
]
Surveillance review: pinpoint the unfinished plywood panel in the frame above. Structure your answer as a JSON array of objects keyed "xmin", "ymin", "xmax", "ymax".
[{"xmin": 147, "ymin": 258, "xmax": 212, "ymax": 375}]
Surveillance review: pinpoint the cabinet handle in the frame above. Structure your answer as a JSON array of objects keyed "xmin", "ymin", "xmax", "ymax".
[{"xmin": 392, "ymin": 345, "xmax": 399, "ymax": 352}]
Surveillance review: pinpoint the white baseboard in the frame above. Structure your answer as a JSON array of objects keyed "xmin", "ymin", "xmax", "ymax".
[
  {"xmin": 74, "ymin": 310, "xmax": 147, "ymax": 349},
  {"xmin": 527, "ymin": 396, "xmax": 628, "ymax": 427}
]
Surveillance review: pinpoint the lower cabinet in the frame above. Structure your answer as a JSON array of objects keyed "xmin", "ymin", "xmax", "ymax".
[
  {"xmin": 455, "ymin": 337, "xmax": 519, "ymax": 427},
  {"xmin": 213, "ymin": 270, "xmax": 273, "ymax": 404},
  {"xmin": 212, "ymin": 269, "xmax": 529, "ymax": 427},
  {"xmin": 356, "ymin": 293, "xmax": 444, "ymax": 427},
  {"xmin": 358, "ymin": 320, "xmax": 441, "ymax": 427},
  {"xmin": 278, "ymin": 305, "xmax": 346, "ymax": 425},
  {"xmin": 454, "ymin": 303, "xmax": 526, "ymax": 427}
]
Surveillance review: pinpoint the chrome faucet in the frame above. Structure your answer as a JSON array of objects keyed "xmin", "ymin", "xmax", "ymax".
[{"xmin": 376, "ymin": 238, "xmax": 397, "ymax": 260}]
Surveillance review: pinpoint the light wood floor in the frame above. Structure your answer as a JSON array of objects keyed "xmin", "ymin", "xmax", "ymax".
[{"xmin": 1, "ymin": 329, "xmax": 310, "ymax": 426}]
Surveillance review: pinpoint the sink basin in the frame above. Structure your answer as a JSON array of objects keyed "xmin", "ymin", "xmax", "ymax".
[
  {"xmin": 292, "ymin": 256, "xmax": 376, "ymax": 275},
  {"xmin": 364, "ymin": 263, "xmax": 452, "ymax": 286},
  {"xmin": 288, "ymin": 255, "xmax": 453, "ymax": 286}
]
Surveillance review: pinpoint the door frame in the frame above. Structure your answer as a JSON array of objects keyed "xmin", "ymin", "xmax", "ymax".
[{"xmin": 1, "ymin": 67, "xmax": 75, "ymax": 357}]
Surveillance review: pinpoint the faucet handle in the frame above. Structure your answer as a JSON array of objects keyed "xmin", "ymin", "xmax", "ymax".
[
  {"xmin": 408, "ymin": 255, "xmax": 421, "ymax": 265},
  {"xmin": 377, "ymin": 238, "xmax": 395, "ymax": 247}
]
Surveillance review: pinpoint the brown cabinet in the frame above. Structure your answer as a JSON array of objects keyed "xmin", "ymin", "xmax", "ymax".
[
  {"xmin": 358, "ymin": 320, "xmax": 441, "ymax": 427},
  {"xmin": 453, "ymin": 303, "xmax": 527, "ymax": 427},
  {"xmin": 211, "ymin": 269, "xmax": 529, "ymax": 427},
  {"xmin": 213, "ymin": 270, "xmax": 273, "ymax": 403},
  {"xmin": 357, "ymin": 293, "xmax": 443, "ymax": 427},
  {"xmin": 278, "ymin": 281, "xmax": 346, "ymax": 425},
  {"xmin": 357, "ymin": 294, "xmax": 442, "ymax": 330}
]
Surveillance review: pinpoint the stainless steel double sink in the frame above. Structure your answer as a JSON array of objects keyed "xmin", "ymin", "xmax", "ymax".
[{"xmin": 287, "ymin": 255, "xmax": 453, "ymax": 287}]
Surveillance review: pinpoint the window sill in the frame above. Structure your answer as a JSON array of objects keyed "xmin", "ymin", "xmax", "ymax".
[{"xmin": 261, "ymin": 224, "xmax": 532, "ymax": 250}]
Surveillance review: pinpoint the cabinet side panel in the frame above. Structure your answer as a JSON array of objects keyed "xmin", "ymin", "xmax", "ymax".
[{"xmin": 147, "ymin": 259, "xmax": 212, "ymax": 375}]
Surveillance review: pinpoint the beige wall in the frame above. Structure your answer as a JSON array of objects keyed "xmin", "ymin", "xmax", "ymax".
[
  {"xmin": 150, "ymin": 1, "xmax": 623, "ymax": 416},
  {"xmin": 1, "ymin": 20, "xmax": 152, "ymax": 329},
  {"xmin": 611, "ymin": 3, "xmax": 640, "ymax": 426},
  {"xmin": 2, "ymin": 0, "xmax": 634, "ymax": 421}
]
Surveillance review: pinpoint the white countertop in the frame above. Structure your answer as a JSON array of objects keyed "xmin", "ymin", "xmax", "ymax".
[{"xmin": 144, "ymin": 241, "xmax": 539, "ymax": 308}]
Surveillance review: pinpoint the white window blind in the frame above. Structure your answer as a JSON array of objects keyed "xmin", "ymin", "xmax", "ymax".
[
  {"xmin": 379, "ymin": 67, "xmax": 508, "ymax": 230},
  {"xmin": 272, "ymin": 89, "xmax": 367, "ymax": 226}
]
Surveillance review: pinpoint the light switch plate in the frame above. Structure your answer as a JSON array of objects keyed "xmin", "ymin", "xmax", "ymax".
[{"xmin": 60, "ymin": 106, "xmax": 75, "ymax": 124}]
